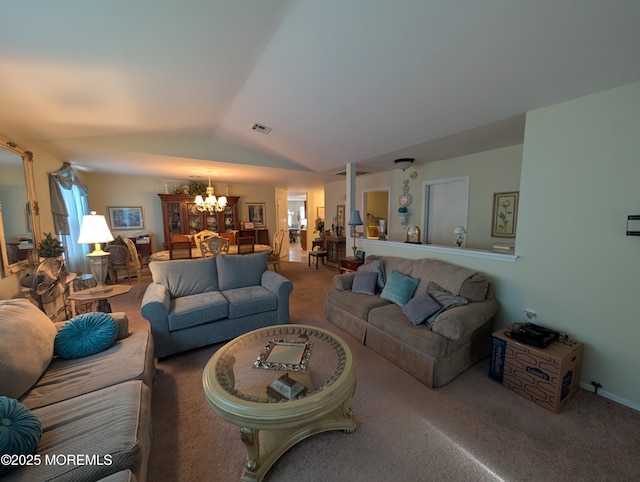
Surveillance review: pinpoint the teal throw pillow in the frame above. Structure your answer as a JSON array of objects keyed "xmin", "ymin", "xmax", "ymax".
[
  {"xmin": 380, "ymin": 270, "xmax": 419, "ymax": 307},
  {"xmin": 402, "ymin": 293, "xmax": 441, "ymax": 325},
  {"xmin": 352, "ymin": 271, "xmax": 378, "ymax": 295},
  {"xmin": 54, "ymin": 312, "xmax": 118, "ymax": 360},
  {"xmin": 0, "ymin": 396, "xmax": 42, "ymax": 475},
  {"xmin": 424, "ymin": 282, "xmax": 468, "ymax": 327}
]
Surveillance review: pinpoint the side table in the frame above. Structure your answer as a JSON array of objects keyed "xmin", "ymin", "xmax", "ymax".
[
  {"xmin": 339, "ymin": 257, "xmax": 364, "ymax": 273},
  {"xmin": 67, "ymin": 284, "xmax": 132, "ymax": 313}
]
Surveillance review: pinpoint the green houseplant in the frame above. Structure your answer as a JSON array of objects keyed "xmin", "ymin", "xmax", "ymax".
[{"xmin": 38, "ymin": 232, "xmax": 65, "ymax": 259}]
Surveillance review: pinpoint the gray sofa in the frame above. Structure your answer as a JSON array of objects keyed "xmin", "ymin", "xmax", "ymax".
[
  {"xmin": 326, "ymin": 255, "xmax": 498, "ymax": 388},
  {"xmin": 141, "ymin": 251, "xmax": 294, "ymax": 358},
  {"xmin": 0, "ymin": 298, "xmax": 154, "ymax": 481}
]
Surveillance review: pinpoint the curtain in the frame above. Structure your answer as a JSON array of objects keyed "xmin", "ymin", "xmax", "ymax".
[{"xmin": 49, "ymin": 163, "xmax": 90, "ymax": 273}]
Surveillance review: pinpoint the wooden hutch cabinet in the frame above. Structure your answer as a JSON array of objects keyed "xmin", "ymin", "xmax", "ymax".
[{"xmin": 158, "ymin": 194, "xmax": 240, "ymax": 245}]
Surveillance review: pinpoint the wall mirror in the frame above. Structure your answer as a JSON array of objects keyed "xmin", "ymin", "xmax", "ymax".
[
  {"xmin": 363, "ymin": 189, "xmax": 389, "ymax": 240},
  {"xmin": 0, "ymin": 137, "xmax": 41, "ymax": 277}
]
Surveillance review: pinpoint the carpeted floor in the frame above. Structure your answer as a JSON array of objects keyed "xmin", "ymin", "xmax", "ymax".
[{"xmin": 110, "ymin": 258, "xmax": 640, "ymax": 482}]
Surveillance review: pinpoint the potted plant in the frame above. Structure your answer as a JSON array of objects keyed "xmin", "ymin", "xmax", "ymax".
[{"xmin": 38, "ymin": 232, "xmax": 65, "ymax": 259}]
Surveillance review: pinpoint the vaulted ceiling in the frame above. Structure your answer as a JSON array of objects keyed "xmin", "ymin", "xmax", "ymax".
[{"xmin": 1, "ymin": 1, "xmax": 639, "ymax": 190}]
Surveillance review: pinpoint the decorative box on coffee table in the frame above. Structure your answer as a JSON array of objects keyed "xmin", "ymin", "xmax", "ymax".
[{"xmin": 489, "ymin": 324, "xmax": 584, "ymax": 413}]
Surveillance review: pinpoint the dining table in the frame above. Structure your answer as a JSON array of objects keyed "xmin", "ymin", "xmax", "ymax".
[{"xmin": 150, "ymin": 244, "xmax": 272, "ymax": 262}]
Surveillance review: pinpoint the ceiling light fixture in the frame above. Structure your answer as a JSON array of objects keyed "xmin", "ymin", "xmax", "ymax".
[
  {"xmin": 394, "ymin": 158, "xmax": 414, "ymax": 171},
  {"xmin": 195, "ymin": 176, "xmax": 227, "ymax": 213}
]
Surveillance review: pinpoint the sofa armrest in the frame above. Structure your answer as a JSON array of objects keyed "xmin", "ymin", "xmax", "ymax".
[
  {"xmin": 432, "ymin": 297, "xmax": 498, "ymax": 340},
  {"xmin": 261, "ymin": 270, "xmax": 294, "ymax": 299},
  {"xmin": 332, "ymin": 273, "xmax": 356, "ymax": 291},
  {"xmin": 55, "ymin": 312, "xmax": 130, "ymax": 340},
  {"xmin": 140, "ymin": 283, "xmax": 171, "ymax": 325}
]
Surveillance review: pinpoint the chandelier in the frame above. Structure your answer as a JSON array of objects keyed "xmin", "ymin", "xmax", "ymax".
[{"xmin": 194, "ymin": 177, "xmax": 227, "ymax": 213}]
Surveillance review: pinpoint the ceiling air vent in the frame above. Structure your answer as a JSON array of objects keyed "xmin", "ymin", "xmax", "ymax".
[{"xmin": 251, "ymin": 122, "xmax": 272, "ymax": 135}]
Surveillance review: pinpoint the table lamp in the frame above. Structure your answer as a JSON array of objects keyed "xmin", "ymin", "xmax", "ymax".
[
  {"xmin": 454, "ymin": 226, "xmax": 467, "ymax": 247},
  {"xmin": 77, "ymin": 211, "xmax": 115, "ymax": 293},
  {"xmin": 348, "ymin": 210, "xmax": 363, "ymax": 257}
]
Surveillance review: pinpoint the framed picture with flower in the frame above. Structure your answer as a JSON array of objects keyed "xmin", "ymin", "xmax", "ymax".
[{"xmin": 491, "ymin": 192, "xmax": 519, "ymax": 238}]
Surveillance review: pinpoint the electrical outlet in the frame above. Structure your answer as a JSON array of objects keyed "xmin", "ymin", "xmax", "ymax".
[{"xmin": 524, "ymin": 309, "xmax": 537, "ymax": 320}]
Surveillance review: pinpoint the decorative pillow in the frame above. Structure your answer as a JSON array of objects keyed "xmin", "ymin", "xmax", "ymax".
[
  {"xmin": 357, "ymin": 258, "xmax": 386, "ymax": 290},
  {"xmin": 380, "ymin": 270, "xmax": 419, "ymax": 307},
  {"xmin": 352, "ymin": 271, "xmax": 378, "ymax": 295},
  {"xmin": 149, "ymin": 257, "xmax": 218, "ymax": 298},
  {"xmin": 54, "ymin": 312, "xmax": 118, "ymax": 360},
  {"xmin": 425, "ymin": 282, "xmax": 468, "ymax": 327},
  {"xmin": 402, "ymin": 293, "xmax": 441, "ymax": 325},
  {"xmin": 0, "ymin": 397, "xmax": 42, "ymax": 475},
  {"xmin": 217, "ymin": 251, "xmax": 268, "ymax": 291},
  {"xmin": 0, "ymin": 299, "xmax": 57, "ymax": 399}
]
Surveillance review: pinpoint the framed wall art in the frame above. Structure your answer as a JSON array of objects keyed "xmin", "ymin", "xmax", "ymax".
[
  {"xmin": 491, "ymin": 192, "xmax": 519, "ymax": 238},
  {"xmin": 108, "ymin": 206, "xmax": 145, "ymax": 230},
  {"xmin": 247, "ymin": 202, "xmax": 266, "ymax": 228},
  {"xmin": 336, "ymin": 205, "xmax": 345, "ymax": 229}
]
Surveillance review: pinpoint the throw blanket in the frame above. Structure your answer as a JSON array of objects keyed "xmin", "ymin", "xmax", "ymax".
[{"xmin": 424, "ymin": 260, "xmax": 477, "ymax": 296}]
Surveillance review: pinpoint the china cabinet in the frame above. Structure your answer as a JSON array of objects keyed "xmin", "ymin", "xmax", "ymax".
[{"xmin": 158, "ymin": 194, "xmax": 240, "ymax": 246}]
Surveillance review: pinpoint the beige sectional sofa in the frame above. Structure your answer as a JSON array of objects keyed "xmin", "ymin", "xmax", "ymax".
[
  {"xmin": 0, "ymin": 299, "xmax": 154, "ymax": 481},
  {"xmin": 326, "ymin": 255, "xmax": 498, "ymax": 388}
]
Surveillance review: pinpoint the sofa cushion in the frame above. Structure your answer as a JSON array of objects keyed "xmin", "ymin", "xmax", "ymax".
[
  {"xmin": 402, "ymin": 293, "xmax": 441, "ymax": 325},
  {"xmin": 326, "ymin": 289, "xmax": 392, "ymax": 322},
  {"xmin": 223, "ymin": 286, "xmax": 278, "ymax": 318},
  {"xmin": 352, "ymin": 271, "xmax": 378, "ymax": 295},
  {"xmin": 11, "ymin": 381, "xmax": 152, "ymax": 482},
  {"xmin": 217, "ymin": 252, "xmax": 268, "ymax": 290},
  {"xmin": 380, "ymin": 270, "xmax": 419, "ymax": 307},
  {"xmin": 0, "ymin": 397, "xmax": 42, "ymax": 475},
  {"xmin": 54, "ymin": 312, "xmax": 118, "ymax": 360},
  {"xmin": 168, "ymin": 291, "xmax": 229, "ymax": 331},
  {"xmin": 150, "ymin": 257, "xmax": 218, "ymax": 298},
  {"xmin": 20, "ymin": 330, "xmax": 154, "ymax": 410},
  {"xmin": 425, "ymin": 283, "xmax": 468, "ymax": 328},
  {"xmin": 368, "ymin": 304, "xmax": 448, "ymax": 357},
  {"xmin": 357, "ymin": 258, "xmax": 385, "ymax": 290},
  {"xmin": 0, "ymin": 299, "xmax": 56, "ymax": 400}
]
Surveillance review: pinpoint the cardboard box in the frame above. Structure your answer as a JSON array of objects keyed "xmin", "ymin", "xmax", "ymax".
[{"xmin": 490, "ymin": 325, "xmax": 584, "ymax": 413}]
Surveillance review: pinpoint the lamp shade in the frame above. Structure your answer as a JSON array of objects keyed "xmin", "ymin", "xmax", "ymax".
[
  {"xmin": 348, "ymin": 210, "xmax": 363, "ymax": 226},
  {"xmin": 78, "ymin": 212, "xmax": 114, "ymax": 247},
  {"xmin": 453, "ymin": 226, "xmax": 467, "ymax": 235}
]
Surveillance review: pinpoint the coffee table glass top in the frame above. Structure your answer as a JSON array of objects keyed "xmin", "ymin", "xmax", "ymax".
[{"xmin": 211, "ymin": 325, "xmax": 349, "ymax": 404}]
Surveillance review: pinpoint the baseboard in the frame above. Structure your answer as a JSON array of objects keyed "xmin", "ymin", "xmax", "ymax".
[{"xmin": 579, "ymin": 381, "xmax": 640, "ymax": 412}]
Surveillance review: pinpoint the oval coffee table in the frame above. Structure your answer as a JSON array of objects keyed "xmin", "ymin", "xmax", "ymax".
[{"xmin": 202, "ymin": 324, "xmax": 356, "ymax": 482}]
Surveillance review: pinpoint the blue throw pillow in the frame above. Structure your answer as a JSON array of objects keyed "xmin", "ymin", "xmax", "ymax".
[
  {"xmin": 402, "ymin": 293, "xmax": 441, "ymax": 325},
  {"xmin": 0, "ymin": 397, "xmax": 42, "ymax": 475},
  {"xmin": 380, "ymin": 270, "xmax": 419, "ymax": 307},
  {"xmin": 352, "ymin": 271, "xmax": 378, "ymax": 295},
  {"xmin": 357, "ymin": 258, "xmax": 386, "ymax": 290},
  {"xmin": 54, "ymin": 312, "xmax": 118, "ymax": 360}
]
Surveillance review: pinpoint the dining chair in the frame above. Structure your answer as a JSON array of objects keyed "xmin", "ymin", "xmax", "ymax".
[
  {"xmin": 193, "ymin": 230, "xmax": 216, "ymax": 250},
  {"xmin": 237, "ymin": 236, "xmax": 255, "ymax": 255},
  {"xmin": 123, "ymin": 237, "xmax": 153, "ymax": 298},
  {"xmin": 171, "ymin": 234, "xmax": 192, "ymax": 243},
  {"xmin": 169, "ymin": 241, "xmax": 193, "ymax": 260},
  {"xmin": 218, "ymin": 232, "xmax": 236, "ymax": 245},
  {"xmin": 267, "ymin": 229, "xmax": 285, "ymax": 272},
  {"xmin": 200, "ymin": 236, "xmax": 229, "ymax": 257},
  {"xmin": 105, "ymin": 244, "xmax": 132, "ymax": 284}
]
